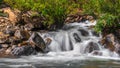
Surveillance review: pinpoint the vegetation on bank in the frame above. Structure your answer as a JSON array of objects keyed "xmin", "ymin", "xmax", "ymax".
[{"xmin": 1, "ymin": 0, "xmax": 120, "ymax": 32}]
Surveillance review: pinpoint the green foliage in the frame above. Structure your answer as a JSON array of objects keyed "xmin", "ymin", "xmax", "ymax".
[
  {"xmin": 3, "ymin": 0, "xmax": 79, "ymax": 28},
  {"xmin": 0, "ymin": 0, "xmax": 3, "ymax": 4},
  {"xmin": 95, "ymin": 14, "xmax": 118, "ymax": 32},
  {"xmin": 80, "ymin": 0, "xmax": 120, "ymax": 32},
  {"xmin": 3, "ymin": 0, "xmax": 120, "ymax": 31}
]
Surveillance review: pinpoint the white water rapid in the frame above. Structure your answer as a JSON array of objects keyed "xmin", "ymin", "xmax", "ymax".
[
  {"xmin": 0, "ymin": 21, "xmax": 120, "ymax": 68},
  {"xmin": 40, "ymin": 21, "xmax": 119, "ymax": 58}
]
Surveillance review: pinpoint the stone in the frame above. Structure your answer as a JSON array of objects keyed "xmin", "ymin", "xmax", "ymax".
[
  {"xmin": 91, "ymin": 50, "xmax": 102, "ymax": 56},
  {"xmin": 14, "ymin": 30, "xmax": 30, "ymax": 40},
  {"xmin": 87, "ymin": 16, "xmax": 94, "ymax": 21},
  {"xmin": 84, "ymin": 42, "xmax": 100, "ymax": 53},
  {"xmin": 5, "ymin": 47, "xmax": 12, "ymax": 55},
  {"xmin": 78, "ymin": 29, "xmax": 89, "ymax": 36},
  {"xmin": 2, "ymin": 7, "xmax": 21, "ymax": 25},
  {"xmin": 24, "ymin": 23, "xmax": 34, "ymax": 31},
  {"xmin": 22, "ymin": 11, "xmax": 45, "ymax": 30},
  {"xmin": 8, "ymin": 37, "xmax": 22, "ymax": 45},
  {"xmin": 100, "ymin": 34, "xmax": 115, "ymax": 51},
  {"xmin": 29, "ymin": 32, "xmax": 46, "ymax": 52},
  {"xmin": 0, "ymin": 32, "xmax": 9, "ymax": 44},
  {"xmin": 0, "ymin": 44, "xmax": 2, "ymax": 49},
  {"xmin": 1, "ymin": 44, "xmax": 9, "ymax": 48},
  {"xmin": 11, "ymin": 45, "xmax": 17, "ymax": 49},
  {"xmin": 73, "ymin": 33, "xmax": 81, "ymax": 43},
  {"xmin": 11, "ymin": 45, "xmax": 37, "ymax": 56},
  {"xmin": 91, "ymin": 30, "xmax": 99, "ymax": 37},
  {"xmin": 0, "ymin": 17, "xmax": 12, "ymax": 32},
  {"xmin": 5, "ymin": 25, "xmax": 15, "ymax": 36},
  {"xmin": 65, "ymin": 17, "xmax": 74, "ymax": 23},
  {"xmin": 45, "ymin": 37, "xmax": 52, "ymax": 45},
  {"xmin": 25, "ymin": 21, "xmax": 45, "ymax": 30},
  {"xmin": 18, "ymin": 41, "xmax": 29, "ymax": 47}
]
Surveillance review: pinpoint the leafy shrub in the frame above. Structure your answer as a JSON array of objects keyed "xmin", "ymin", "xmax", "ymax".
[
  {"xmin": 95, "ymin": 14, "xmax": 118, "ymax": 32},
  {"xmin": 80, "ymin": 0, "xmax": 120, "ymax": 32},
  {"xmin": 3, "ymin": 0, "xmax": 120, "ymax": 31},
  {"xmin": 3, "ymin": 0, "xmax": 80, "ymax": 28}
]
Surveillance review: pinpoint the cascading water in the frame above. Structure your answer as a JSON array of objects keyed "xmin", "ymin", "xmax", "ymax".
[
  {"xmin": 40, "ymin": 21, "xmax": 119, "ymax": 57},
  {"xmin": 0, "ymin": 21, "xmax": 120, "ymax": 68}
]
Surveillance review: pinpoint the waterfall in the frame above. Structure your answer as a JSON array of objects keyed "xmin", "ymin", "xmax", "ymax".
[
  {"xmin": 41, "ymin": 21, "xmax": 119, "ymax": 57},
  {"xmin": 0, "ymin": 21, "xmax": 120, "ymax": 68}
]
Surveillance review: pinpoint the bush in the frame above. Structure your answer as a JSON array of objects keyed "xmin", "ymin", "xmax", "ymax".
[
  {"xmin": 3, "ymin": 0, "xmax": 80, "ymax": 28},
  {"xmin": 3, "ymin": 0, "xmax": 120, "ymax": 31},
  {"xmin": 80, "ymin": 0, "xmax": 120, "ymax": 32}
]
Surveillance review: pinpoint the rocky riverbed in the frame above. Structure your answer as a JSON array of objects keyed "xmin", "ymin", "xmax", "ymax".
[{"xmin": 0, "ymin": 7, "xmax": 120, "ymax": 58}]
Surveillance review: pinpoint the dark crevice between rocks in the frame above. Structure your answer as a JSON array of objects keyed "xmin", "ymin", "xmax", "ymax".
[{"xmin": 78, "ymin": 29, "xmax": 89, "ymax": 36}]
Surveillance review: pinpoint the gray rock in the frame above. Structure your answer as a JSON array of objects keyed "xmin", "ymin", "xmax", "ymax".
[
  {"xmin": 84, "ymin": 42, "xmax": 100, "ymax": 53},
  {"xmin": 29, "ymin": 32, "xmax": 46, "ymax": 52},
  {"xmin": 78, "ymin": 29, "xmax": 89, "ymax": 36},
  {"xmin": 73, "ymin": 33, "xmax": 81, "ymax": 43},
  {"xmin": 11, "ymin": 45, "xmax": 37, "ymax": 56}
]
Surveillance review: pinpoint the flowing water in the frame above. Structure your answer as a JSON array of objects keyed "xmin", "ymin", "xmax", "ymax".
[{"xmin": 0, "ymin": 21, "xmax": 120, "ymax": 68}]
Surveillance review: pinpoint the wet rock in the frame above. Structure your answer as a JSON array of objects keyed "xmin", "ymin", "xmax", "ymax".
[
  {"xmin": 0, "ymin": 44, "xmax": 2, "ymax": 49},
  {"xmin": 11, "ymin": 45, "xmax": 37, "ymax": 56},
  {"xmin": 100, "ymin": 33, "xmax": 120, "ymax": 56},
  {"xmin": 14, "ymin": 30, "xmax": 30, "ymax": 40},
  {"xmin": 100, "ymin": 34, "xmax": 115, "ymax": 51},
  {"xmin": 91, "ymin": 50, "xmax": 102, "ymax": 56},
  {"xmin": 91, "ymin": 30, "xmax": 99, "ymax": 37},
  {"xmin": 78, "ymin": 29, "xmax": 89, "ymax": 36},
  {"xmin": 29, "ymin": 32, "xmax": 46, "ymax": 52},
  {"xmin": 114, "ymin": 29, "xmax": 120, "ymax": 43},
  {"xmin": 73, "ymin": 33, "xmax": 81, "ymax": 43},
  {"xmin": 84, "ymin": 42, "xmax": 100, "ymax": 53},
  {"xmin": 45, "ymin": 37, "xmax": 52, "ymax": 45}
]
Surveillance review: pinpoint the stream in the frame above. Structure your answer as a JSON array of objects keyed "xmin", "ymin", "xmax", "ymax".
[{"xmin": 0, "ymin": 21, "xmax": 120, "ymax": 68}]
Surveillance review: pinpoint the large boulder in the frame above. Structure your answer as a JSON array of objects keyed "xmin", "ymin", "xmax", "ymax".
[
  {"xmin": 101, "ymin": 34, "xmax": 115, "ymax": 51},
  {"xmin": 84, "ymin": 42, "xmax": 100, "ymax": 53},
  {"xmin": 100, "ymin": 33, "xmax": 120, "ymax": 55},
  {"xmin": 28, "ymin": 32, "xmax": 46, "ymax": 52}
]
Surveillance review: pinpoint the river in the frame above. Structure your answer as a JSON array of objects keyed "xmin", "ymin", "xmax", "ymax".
[{"xmin": 0, "ymin": 21, "xmax": 120, "ymax": 68}]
